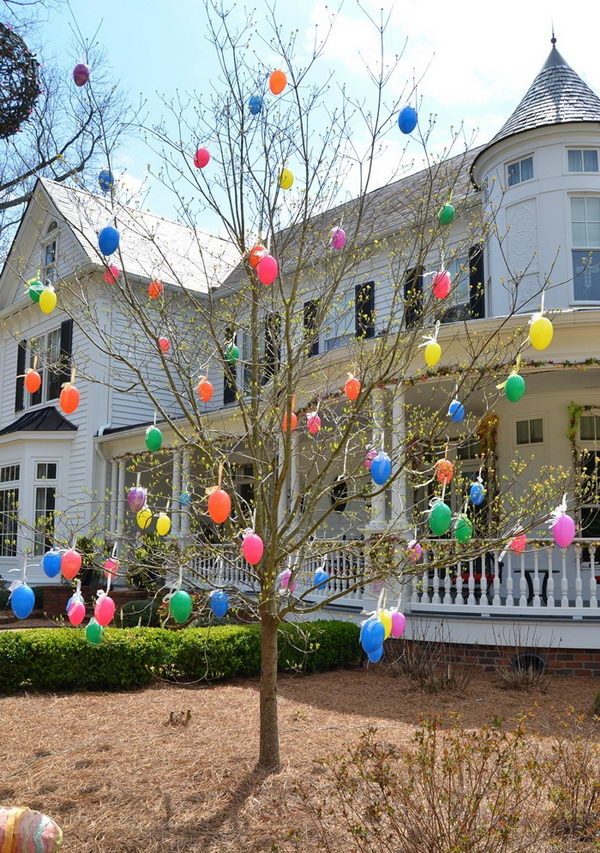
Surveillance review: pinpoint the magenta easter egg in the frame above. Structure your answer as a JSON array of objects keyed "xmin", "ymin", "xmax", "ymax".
[
  {"xmin": 364, "ymin": 448, "xmax": 377, "ymax": 470},
  {"xmin": 433, "ymin": 271, "xmax": 451, "ymax": 299},
  {"xmin": 406, "ymin": 539, "xmax": 422, "ymax": 563},
  {"xmin": 552, "ymin": 513, "xmax": 576, "ymax": 548},
  {"xmin": 194, "ymin": 147, "xmax": 210, "ymax": 168},
  {"xmin": 94, "ymin": 595, "xmax": 116, "ymax": 627},
  {"xmin": 242, "ymin": 533, "xmax": 264, "ymax": 565},
  {"xmin": 390, "ymin": 611, "xmax": 406, "ymax": 638},
  {"xmin": 330, "ymin": 227, "xmax": 346, "ymax": 249},
  {"xmin": 280, "ymin": 568, "xmax": 296, "ymax": 592},
  {"xmin": 68, "ymin": 601, "xmax": 86, "ymax": 626},
  {"xmin": 307, "ymin": 412, "xmax": 321, "ymax": 435},
  {"xmin": 73, "ymin": 63, "xmax": 90, "ymax": 86},
  {"xmin": 257, "ymin": 255, "xmax": 278, "ymax": 286}
]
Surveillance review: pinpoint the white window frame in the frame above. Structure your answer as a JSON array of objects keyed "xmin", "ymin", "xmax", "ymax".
[
  {"xmin": 506, "ymin": 155, "xmax": 534, "ymax": 188},
  {"xmin": 515, "ymin": 416, "xmax": 544, "ymax": 447},
  {"xmin": 0, "ymin": 463, "xmax": 20, "ymax": 558},
  {"xmin": 576, "ymin": 411, "xmax": 600, "ymax": 555},
  {"xmin": 324, "ymin": 288, "xmax": 355, "ymax": 352},
  {"xmin": 26, "ymin": 327, "xmax": 63, "ymax": 409},
  {"xmin": 41, "ymin": 221, "xmax": 58, "ymax": 285},
  {"xmin": 569, "ymin": 194, "xmax": 600, "ymax": 305},
  {"xmin": 566, "ymin": 148, "xmax": 599, "ymax": 174},
  {"xmin": 33, "ymin": 461, "xmax": 58, "ymax": 556}
]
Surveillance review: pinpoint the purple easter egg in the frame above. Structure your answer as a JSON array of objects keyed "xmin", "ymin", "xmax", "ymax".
[
  {"xmin": 127, "ymin": 486, "xmax": 147, "ymax": 512},
  {"xmin": 390, "ymin": 611, "xmax": 406, "ymax": 638},
  {"xmin": 552, "ymin": 513, "xmax": 576, "ymax": 548},
  {"xmin": 406, "ymin": 540, "xmax": 422, "ymax": 564},
  {"xmin": 330, "ymin": 227, "xmax": 346, "ymax": 250}
]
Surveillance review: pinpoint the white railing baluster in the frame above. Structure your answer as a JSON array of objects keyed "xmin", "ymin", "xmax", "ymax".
[
  {"xmin": 546, "ymin": 544, "xmax": 555, "ymax": 608},
  {"xmin": 467, "ymin": 559, "xmax": 476, "ymax": 606},
  {"xmin": 432, "ymin": 563, "xmax": 441, "ymax": 604},
  {"xmin": 575, "ymin": 543, "xmax": 583, "ymax": 608},
  {"xmin": 421, "ymin": 566, "xmax": 430, "ymax": 604},
  {"xmin": 590, "ymin": 545, "xmax": 598, "ymax": 609},
  {"xmin": 519, "ymin": 552, "xmax": 528, "ymax": 608},
  {"xmin": 411, "ymin": 570, "xmax": 419, "ymax": 604},
  {"xmin": 533, "ymin": 548, "xmax": 541, "ymax": 608},
  {"xmin": 493, "ymin": 552, "xmax": 501, "ymax": 607},
  {"xmin": 443, "ymin": 565, "xmax": 452, "ymax": 605},
  {"xmin": 479, "ymin": 564, "xmax": 487, "ymax": 607},
  {"xmin": 560, "ymin": 549, "xmax": 569, "ymax": 608},
  {"xmin": 506, "ymin": 552, "xmax": 514, "ymax": 607}
]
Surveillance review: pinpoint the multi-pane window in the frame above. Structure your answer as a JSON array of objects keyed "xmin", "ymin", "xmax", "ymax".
[
  {"xmin": 571, "ymin": 196, "xmax": 600, "ymax": 301},
  {"xmin": 28, "ymin": 328, "xmax": 62, "ymax": 405},
  {"xmin": 325, "ymin": 290, "xmax": 354, "ymax": 351},
  {"xmin": 0, "ymin": 464, "xmax": 19, "ymax": 557},
  {"xmin": 577, "ymin": 415, "xmax": 600, "ymax": 549},
  {"xmin": 516, "ymin": 418, "xmax": 543, "ymax": 445},
  {"xmin": 33, "ymin": 463, "xmax": 57, "ymax": 556},
  {"xmin": 568, "ymin": 149, "xmax": 599, "ymax": 173},
  {"xmin": 42, "ymin": 221, "xmax": 57, "ymax": 285},
  {"xmin": 507, "ymin": 156, "xmax": 533, "ymax": 187},
  {"xmin": 447, "ymin": 255, "xmax": 469, "ymax": 306}
]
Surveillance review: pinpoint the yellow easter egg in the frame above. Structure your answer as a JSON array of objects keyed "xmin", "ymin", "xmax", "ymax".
[
  {"xmin": 279, "ymin": 168, "xmax": 294, "ymax": 190},
  {"xmin": 156, "ymin": 513, "xmax": 171, "ymax": 536},
  {"xmin": 39, "ymin": 287, "xmax": 57, "ymax": 314},
  {"xmin": 529, "ymin": 316, "xmax": 553, "ymax": 351},
  {"xmin": 136, "ymin": 507, "xmax": 153, "ymax": 530},
  {"xmin": 424, "ymin": 341, "xmax": 441, "ymax": 367},
  {"xmin": 380, "ymin": 609, "xmax": 392, "ymax": 639}
]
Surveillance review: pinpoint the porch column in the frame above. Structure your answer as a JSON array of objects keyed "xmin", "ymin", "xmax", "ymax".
[
  {"xmin": 109, "ymin": 459, "xmax": 118, "ymax": 536},
  {"xmin": 116, "ymin": 458, "xmax": 126, "ymax": 539},
  {"xmin": 277, "ymin": 435, "xmax": 288, "ymax": 526},
  {"xmin": 180, "ymin": 448, "xmax": 190, "ymax": 538},
  {"xmin": 391, "ymin": 385, "xmax": 407, "ymax": 533},
  {"xmin": 171, "ymin": 449, "xmax": 181, "ymax": 535},
  {"xmin": 367, "ymin": 387, "xmax": 386, "ymax": 532}
]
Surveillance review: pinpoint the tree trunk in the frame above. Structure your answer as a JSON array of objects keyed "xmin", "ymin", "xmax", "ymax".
[{"xmin": 258, "ymin": 611, "xmax": 280, "ymax": 771}]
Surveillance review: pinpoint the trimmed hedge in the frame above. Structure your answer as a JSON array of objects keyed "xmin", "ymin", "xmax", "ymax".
[{"xmin": 0, "ymin": 620, "xmax": 360, "ymax": 692}]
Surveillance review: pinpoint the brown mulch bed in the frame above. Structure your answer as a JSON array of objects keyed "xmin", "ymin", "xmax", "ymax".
[{"xmin": 1, "ymin": 668, "xmax": 599, "ymax": 852}]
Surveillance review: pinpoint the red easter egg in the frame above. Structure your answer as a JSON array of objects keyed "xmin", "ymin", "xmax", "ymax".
[
  {"xmin": 60, "ymin": 384, "xmax": 80, "ymax": 415},
  {"xmin": 207, "ymin": 488, "xmax": 231, "ymax": 524},
  {"xmin": 435, "ymin": 459, "xmax": 454, "ymax": 485},
  {"xmin": 307, "ymin": 412, "xmax": 321, "ymax": 435},
  {"xmin": 433, "ymin": 271, "xmax": 451, "ymax": 299},
  {"xmin": 25, "ymin": 369, "xmax": 41, "ymax": 394},
  {"xmin": 62, "ymin": 549, "xmax": 82, "ymax": 580},
  {"xmin": 194, "ymin": 147, "xmax": 210, "ymax": 168},
  {"xmin": 158, "ymin": 337, "xmax": 170, "ymax": 353},
  {"xmin": 104, "ymin": 265, "xmax": 120, "ymax": 284},
  {"xmin": 249, "ymin": 244, "xmax": 267, "ymax": 268},
  {"xmin": 197, "ymin": 377, "xmax": 214, "ymax": 402},
  {"xmin": 510, "ymin": 533, "xmax": 527, "ymax": 554},
  {"xmin": 103, "ymin": 557, "xmax": 119, "ymax": 578},
  {"xmin": 149, "ymin": 280, "xmax": 164, "ymax": 299},
  {"xmin": 94, "ymin": 594, "xmax": 116, "ymax": 627},
  {"xmin": 344, "ymin": 377, "xmax": 361, "ymax": 401},
  {"xmin": 282, "ymin": 412, "xmax": 298, "ymax": 432}
]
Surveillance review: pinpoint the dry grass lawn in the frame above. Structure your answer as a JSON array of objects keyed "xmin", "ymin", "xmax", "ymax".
[{"xmin": 1, "ymin": 668, "xmax": 599, "ymax": 852}]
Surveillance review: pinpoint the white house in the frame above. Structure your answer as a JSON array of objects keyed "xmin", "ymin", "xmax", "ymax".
[{"xmin": 2, "ymin": 38, "xmax": 600, "ymax": 670}]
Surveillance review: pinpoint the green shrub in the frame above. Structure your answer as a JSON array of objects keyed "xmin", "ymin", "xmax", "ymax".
[
  {"xmin": 0, "ymin": 620, "xmax": 360, "ymax": 692},
  {"xmin": 0, "ymin": 588, "xmax": 9, "ymax": 610},
  {"xmin": 114, "ymin": 598, "xmax": 163, "ymax": 628}
]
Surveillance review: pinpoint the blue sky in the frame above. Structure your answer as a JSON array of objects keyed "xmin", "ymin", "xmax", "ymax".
[{"xmin": 31, "ymin": 0, "xmax": 600, "ymax": 223}]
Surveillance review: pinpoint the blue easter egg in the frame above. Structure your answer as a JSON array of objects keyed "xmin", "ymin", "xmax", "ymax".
[
  {"xmin": 65, "ymin": 594, "xmax": 74, "ymax": 614},
  {"xmin": 248, "ymin": 95, "xmax": 263, "ymax": 115},
  {"xmin": 367, "ymin": 645, "xmax": 384, "ymax": 663},
  {"xmin": 371, "ymin": 452, "xmax": 392, "ymax": 486},
  {"xmin": 397, "ymin": 105, "xmax": 417, "ymax": 134},
  {"xmin": 98, "ymin": 169, "xmax": 114, "ymax": 192},
  {"xmin": 179, "ymin": 491, "xmax": 191, "ymax": 506},
  {"xmin": 11, "ymin": 584, "xmax": 35, "ymax": 619},
  {"xmin": 98, "ymin": 226, "xmax": 120, "ymax": 256},
  {"xmin": 210, "ymin": 589, "xmax": 229, "ymax": 618},
  {"xmin": 448, "ymin": 399, "xmax": 465, "ymax": 423},
  {"xmin": 360, "ymin": 617, "xmax": 385, "ymax": 654},
  {"xmin": 42, "ymin": 548, "xmax": 62, "ymax": 578},
  {"xmin": 313, "ymin": 568, "xmax": 329, "ymax": 590},
  {"xmin": 469, "ymin": 482, "xmax": 485, "ymax": 506}
]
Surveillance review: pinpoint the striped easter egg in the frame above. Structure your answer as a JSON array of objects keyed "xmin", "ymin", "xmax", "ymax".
[{"xmin": 0, "ymin": 806, "xmax": 63, "ymax": 851}]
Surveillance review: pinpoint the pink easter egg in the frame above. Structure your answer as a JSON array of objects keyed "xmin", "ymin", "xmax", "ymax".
[
  {"xmin": 67, "ymin": 601, "xmax": 86, "ymax": 626},
  {"xmin": 94, "ymin": 594, "xmax": 116, "ymax": 627},
  {"xmin": 330, "ymin": 227, "xmax": 346, "ymax": 250},
  {"xmin": 61, "ymin": 549, "xmax": 82, "ymax": 580},
  {"xmin": 104, "ymin": 264, "xmax": 120, "ymax": 284},
  {"xmin": 390, "ymin": 611, "xmax": 406, "ymax": 638},
  {"xmin": 364, "ymin": 448, "xmax": 377, "ymax": 470},
  {"xmin": 103, "ymin": 557, "xmax": 119, "ymax": 578},
  {"xmin": 307, "ymin": 412, "xmax": 321, "ymax": 435},
  {"xmin": 158, "ymin": 336, "xmax": 170, "ymax": 353},
  {"xmin": 257, "ymin": 254, "xmax": 278, "ymax": 286},
  {"xmin": 406, "ymin": 539, "xmax": 422, "ymax": 564},
  {"xmin": 552, "ymin": 513, "xmax": 576, "ymax": 549},
  {"xmin": 510, "ymin": 532, "xmax": 527, "ymax": 554},
  {"xmin": 194, "ymin": 147, "xmax": 210, "ymax": 168},
  {"xmin": 242, "ymin": 533, "xmax": 264, "ymax": 566},
  {"xmin": 433, "ymin": 271, "xmax": 451, "ymax": 299},
  {"xmin": 280, "ymin": 568, "xmax": 296, "ymax": 592}
]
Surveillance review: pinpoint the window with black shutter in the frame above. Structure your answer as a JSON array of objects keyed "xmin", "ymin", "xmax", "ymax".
[
  {"xmin": 262, "ymin": 313, "xmax": 281, "ymax": 383},
  {"xmin": 403, "ymin": 266, "xmax": 423, "ymax": 328},
  {"xmin": 223, "ymin": 328, "xmax": 237, "ymax": 405},
  {"xmin": 303, "ymin": 299, "xmax": 320, "ymax": 356},
  {"xmin": 355, "ymin": 281, "xmax": 375, "ymax": 339},
  {"xmin": 469, "ymin": 245, "xmax": 485, "ymax": 319},
  {"xmin": 15, "ymin": 340, "xmax": 26, "ymax": 412},
  {"xmin": 58, "ymin": 319, "xmax": 73, "ymax": 386}
]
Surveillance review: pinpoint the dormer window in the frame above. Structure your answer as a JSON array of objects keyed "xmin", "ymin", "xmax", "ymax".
[
  {"xmin": 568, "ymin": 149, "xmax": 598, "ymax": 173},
  {"xmin": 42, "ymin": 221, "xmax": 57, "ymax": 285},
  {"xmin": 507, "ymin": 156, "xmax": 533, "ymax": 187}
]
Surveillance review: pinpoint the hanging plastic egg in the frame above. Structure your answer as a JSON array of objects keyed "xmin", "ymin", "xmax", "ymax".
[
  {"xmin": 249, "ymin": 244, "xmax": 267, "ymax": 268},
  {"xmin": 225, "ymin": 342, "xmax": 239, "ymax": 364},
  {"xmin": 454, "ymin": 514, "xmax": 473, "ymax": 543},
  {"xmin": 94, "ymin": 594, "xmax": 116, "ymax": 627},
  {"xmin": 39, "ymin": 287, "xmax": 57, "ymax": 314},
  {"xmin": 11, "ymin": 584, "xmax": 35, "ymax": 619},
  {"xmin": 103, "ymin": 557, "xmax": 119, "ymax": 578},
  {"xmin": 104, "ymin": 265, "xmax": 120, "ymax": 284},
  {"xmin": 529, "ymin": 315, "xmax": 553, "ymax": 350},
  {"xmin": 438, "ymin": 204, "xmax": 456, "ymax": 226},
  {"xmin": 207, "ymin": 488, "xmax": 231, "ymax": 523},
  {"xmin": 145, "ymin": 425, "xmax": 163, "ymax": 452},
  {"xmin": 505, "ymin": 373, "xmax": 525, "ymax": 402},
  {"xmin": 279, "ymin": 168, "xmax": 294, "ymax": 190},
  {"xmin": 98, "ymin": 169, "xmax": 113, "ymax": 192},
  {"xmin": 448, "ymin": 398, "xmax": 465, "ymax": 423},
  {"xmin": 27, "ymin": 277, "xmax": 44, "ymax": 302},
  {"xmin": 156, "ymin": 513, "xmax": 171, "ymax": 536},
  {"xmin": 552, "ymin": 513, "xmax": 576, "ymax": 548},
  {"xmin": 330, "ymin": 227, "xmax": 346, "ymax": 249},
  {"xmin": 269, "ymin": 69, "xmax": 287, "ymax": 95},
  {"xmin": 380, "ymin": 609, "xmax": 392, "ymax": 639},
  {"xmin": 193, "ymin": 147, "xmax": 210, "ymax": 168},
  {"xmin": 24, "ymin": 368, "xmax": 41, "ymax": 394},
  {"xmin": 344, "ymin": 375, "xmax": 361, "ymax": 401},
  {"xmin": 424, "ymin": 341, "xmax": 441, "ymax": 368},
  {"xmin": 282, "ymin": 411, "xmax": 298, "ymax": 432},
  {"xmin": 280, "ymin": 568, "xmax": 296, "ymax": 592},
  {"xmin": 98, "ymin": 226, "xmax": 120, "ymax": 256},
  {"xmin": 435, "ymin": 458, "xmax": 454, "ymax": 485},
  {"xmin": 469, "ymin": 482, "xmax": 485, "ymax": 506},
  {"xmin": 67, "ymin": 598, "xmax": 86, "ymax": 626},
  {"xmin": 179, "ymin": 491, "xmax": 191, "ymax": 505},
  {"xmin": 61, "ymin": 549, "xmax": 82, "ymax": 580},
  {"xmin": 360, "ymin": 617, "xmax": 385, "ymax": 654},
  {"xmin": 210, "ymin": 589, "xmax": 229, "ymax": 618},
  {"xmin": 390, "ymin": 611, "xmax": 406, "ymax": 638},
  {"xmin": 364, "ymin": 448, "xmax": 377, "ymax": 470},
  {"xmin": 367, "ymin": 646, "xmax": 384, "ymax": 663},
  {"xmin": 42, "ymin": 548, "xmax": 62, "ymax": 578},
  {"xmin": 197, "ymin": 376, "xmax": 213, "ymax": 402},
  {"xmin": 371, "ymin": 451, "xmax": 392, "ymax": 485},
  {"xmin": 432, "ymin": 271, "xmax": 451, "ymax": 299},
  {"xmin": 169, "ymin": 589, "xmax": 192, "ymax": 623},
  {"xmin": 249, "ymin": 95, "xmax": 263, "ymax": 115},
  {"xmin": 242, "ymin": 532, "xmax": 264, "ymax": 565},
  {"xmin": 406, "ymin": 539, "xmax": 422, "ymax": 563},
  {"xmin": 313, "ymin": 568, "xmax": 329, "ymax": 590},
  {"xmin": 257, "ymin": 254, "xmax": 278, "ymax": 285},
  {"xmin": 429, "ymin": 500, "xmax": 452, "ymax": 536},
  {"xmin": 397, "ymin": 105, "xmax": 417, "ymax": 134},
  {"xmin": 307, "ymin": 412, "xmax": 321, "ymax": 435},
  {"xmin": 59, "ymin": 383, "xmax": 80, "ymax": 415},
  {"xmin": 85, "ymin": 618, "xmax": 104, "ymax": 645},
  {"xmin": 137, "ymin": 506, "xmax": 153, "ymax": 530},
  {"xmin": 73, "ymin": 63, "xmax": 90, "ymax": 86},
  {"xmin": 127, "ymin": 486, "xmax": 146, "ymax": 512},
  {"xmin": 158, "ymin": 336, "xmax": 170, "ymax": 353},
  {"xmin": 510, "ymin": 532, "xmax": 527, "ymax": 554},
  {"xmin": 148, "ymin": 279, "xmax": 163, "ymax": 299}
]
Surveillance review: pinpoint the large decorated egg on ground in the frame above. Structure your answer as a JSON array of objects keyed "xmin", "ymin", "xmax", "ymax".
[{"xmin": 0, "ymin": 806, "xmax": 63, "ymax": 851}]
